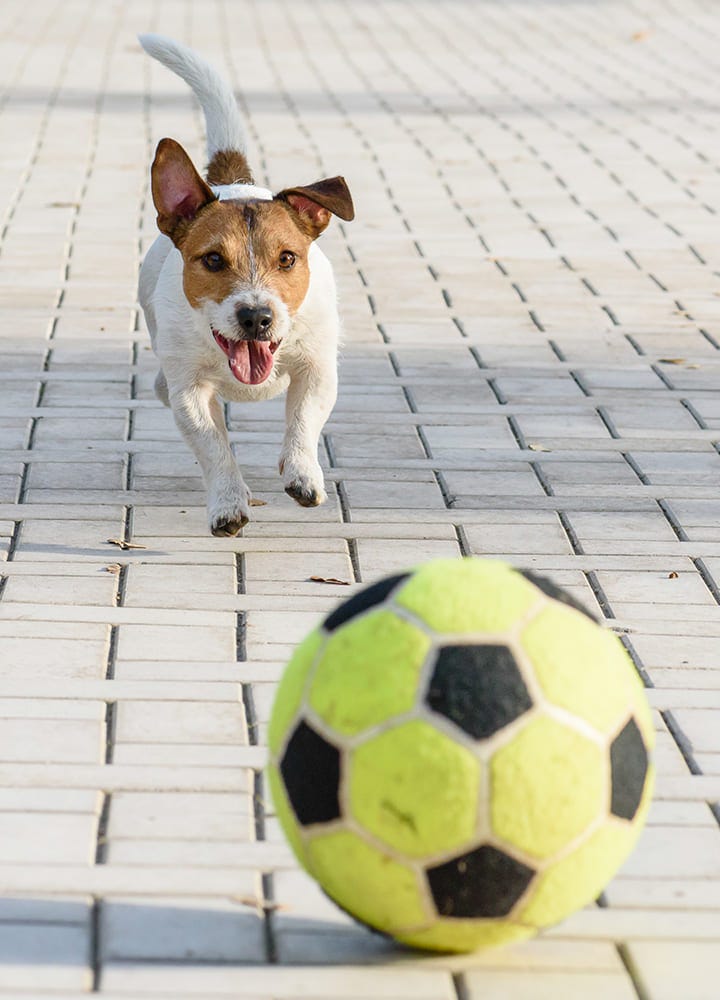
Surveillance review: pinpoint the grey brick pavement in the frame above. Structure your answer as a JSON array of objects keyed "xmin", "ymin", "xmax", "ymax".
[{"xmin": 1, "ymin": 0, "xmax": 720, "ymax": 995}]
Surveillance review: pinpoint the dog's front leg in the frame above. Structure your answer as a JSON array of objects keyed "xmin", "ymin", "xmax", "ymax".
[
  {"xmin": 169, "ymin": 381, "xmax": 251, "ymax": 536},
  {"xmin": 279, "ymin": 359, "xmax": 337, "ymax": 508}
]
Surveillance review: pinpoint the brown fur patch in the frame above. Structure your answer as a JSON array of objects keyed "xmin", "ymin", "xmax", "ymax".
[
  {"xmin": 180, "ymin": 201, "xmax": 314, "ymax": 317},
  {"xmin": 276, "ymin": 176, "xmax": 354, "ymax": 236},
  {"xmin": 206, "ymin": 149, "xmax": 254, "ymax": 186}
]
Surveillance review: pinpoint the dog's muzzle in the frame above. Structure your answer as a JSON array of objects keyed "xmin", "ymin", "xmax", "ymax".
[{"xmin": 212, "ymin": 325, "xmax": 280, "ymax": 385}]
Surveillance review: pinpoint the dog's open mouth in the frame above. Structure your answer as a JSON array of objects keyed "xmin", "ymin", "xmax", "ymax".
[{"xmin": 212, "ymin": 329, "xmax": 279, "ymax": 385}]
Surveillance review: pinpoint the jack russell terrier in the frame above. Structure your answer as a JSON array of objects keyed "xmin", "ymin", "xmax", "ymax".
[{"xmin": 137, "ymin": 34, "xmax": 354, "ymax": 535}]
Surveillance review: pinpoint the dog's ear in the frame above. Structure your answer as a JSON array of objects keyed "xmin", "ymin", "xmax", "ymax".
[
  {"xmin": 275, "ymin": 177, "xmax": 354, "ymax": 238},
  {"xmin": 151, "ymin": 138, "xmax": 216, "ymax": 243}
]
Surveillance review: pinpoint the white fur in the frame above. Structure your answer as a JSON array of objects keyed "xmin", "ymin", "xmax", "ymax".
[
  {"xmin": 138, "ymin": 33, "xmax": 247, "ymax": 158},
  {"xmin": 138, "ymin": 37, "xmax": 340, "ymax": 535}
]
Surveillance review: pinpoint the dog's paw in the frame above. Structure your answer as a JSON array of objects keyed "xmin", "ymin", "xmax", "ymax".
[
  {"xmin": 208, "ymin": 486, "xmax": 251, "ymax": 537},
  {"xmin": 285, "ymin": 479, "xmax": 327, "ymax": 507},
  {"xmin": 281, "ymin": 456, "xmax": 327, "ymax": 508},
  {"xmin": 211, "ymin": 513, "xmax": 248, "ymax": 537}
]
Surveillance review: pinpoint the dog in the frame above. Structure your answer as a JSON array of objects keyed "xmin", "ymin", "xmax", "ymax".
[{"xmin": 137, "ymin": 34, "xmax": 354, "ymax": 536}]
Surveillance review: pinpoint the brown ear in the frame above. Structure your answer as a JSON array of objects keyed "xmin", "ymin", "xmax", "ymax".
[
  {"xmin": 151, "ymin": 138, "xmax": 216, "ymax": 243},
  {"xmin": 276, "ymin": 176, "xmax": 354, "ymax": 238}
]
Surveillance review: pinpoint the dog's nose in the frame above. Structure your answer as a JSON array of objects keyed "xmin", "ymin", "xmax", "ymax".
[{"xmin": 236, "ymin": 305, "xmax": 273, "ymax": 339}]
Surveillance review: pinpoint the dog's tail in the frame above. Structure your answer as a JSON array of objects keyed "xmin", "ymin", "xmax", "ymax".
[{"xmin": 139, "ymin": 33, "xmax": 248, "ymax": 161}]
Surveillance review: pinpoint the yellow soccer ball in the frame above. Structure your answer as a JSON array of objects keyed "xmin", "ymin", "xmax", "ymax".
[{"xmin": 268, "ymin": 558, "xmax": 654, "ymax": 953}]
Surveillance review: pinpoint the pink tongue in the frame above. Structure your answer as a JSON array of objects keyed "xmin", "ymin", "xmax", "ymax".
[{"xmin": 227, "ymin": 340, "xmax": 274, "ymax": 385}]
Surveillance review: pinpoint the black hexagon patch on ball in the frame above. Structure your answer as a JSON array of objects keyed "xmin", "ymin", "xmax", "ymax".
[
  {"xmin": 425, "ymin": 643, "xmax": 533, "ymax": 740},
  {"xmin": 610, "ymin": 717, "xmax": 649, "ymax": 821},
  {"xmin": 518, "ymin": 569, "xmax": 596, "ymax": 620},
  {"xmin": 323, "ymin": 572, "xmax": 411, "ymax": 632},
  {"xmin": 426, "ymin": 844, "xmax": 536, "ymax": 918},
  {"xmin": 280, "ymin": 720, "xmax": 341, "ymax": 826}
]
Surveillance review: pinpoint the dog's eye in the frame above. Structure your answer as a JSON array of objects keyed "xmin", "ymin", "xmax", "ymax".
[
  {"xmin": 279, "ymin": 251, "xmax": 296, "ymax": 270},
  {"xmin": 201, "ymin": 252, "xmax": 225, "ymax": 272}
]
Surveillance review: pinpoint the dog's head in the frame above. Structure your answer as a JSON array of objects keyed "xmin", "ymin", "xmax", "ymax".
[{"xmin": 150, "ymin": 138, "xmax": 354, "ymax": 385}]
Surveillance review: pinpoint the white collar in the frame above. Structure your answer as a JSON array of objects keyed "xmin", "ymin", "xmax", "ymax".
[{"xmin": 212, "ymin": 182, "xmax": 273, "ymax": 202}]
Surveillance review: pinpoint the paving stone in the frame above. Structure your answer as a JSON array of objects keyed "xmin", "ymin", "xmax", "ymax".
[
  {"xmin": 244, "ymin": 549, "xmax": 353, "ymax": 584},
  {"xmin": 0, "ymin": 896, "xmax": 91, "ymax": 922},
  {"xmin": 464, "ymin": 521, "xmax": 573, "ymax": 555},
  {"xmin": 355, "ymin": 535, "xmax": 460, "ymax": 577},
  {"xmin": 443, "ymin": 466, "xmax": 545, "ymax": 497},
  {"xmin": 107, "ymin": 841, "xmax": 262, "ymax": 874},
  {"xmin": 114, "ymin": 701, "xmax": 246, "ymax": 745},
  {"xmin": 0, "ymin": 718, "xmax": 103, "ymax": 763},
  {"xmin": 545, "ymin": 905, "xmax": 720, "ymax": 940},
  {"xmin": 540, "ymin": 459, "xmax": 641, "ymax": 489},
  {"xmin": 109, "ymin": 792, "xmax": 253, "ymax": 842},
  {"xmin": 653, "ymin": 730, "xmax": 694, "ymax": 777},
  {"xmin": 0, "ymin": 696, "xmax": 103, "ymax": 721},
  {"xmin": 32, "ymin": 415, "xmax": 128, "ymax": 444},
  {"xmin": 342, "ymin": 477, "xmax": 446, "ymax": 509},
  {"xmin": 421, "ymin": 419, "xmax": 518, "ymax": 452},
  {"xmin": 101, "ymin": 896, "xmax": 266, "ymax": 963},
  {"xmin": 0, "ymin": 814, "xmax": 96, "ymax": 864},
  {"xmin": 516, "ymin": 411, "xmax": 608, "ymax": 444},
  {"xmin": 111, "ymin": 743, "xmax": 252, "ymax": 767},
  {"xmin": 566, "ymin": 511, "xmax": 677, "ymax": 543},
  {"xmin": 606, "ymin": 879, "xmax": 720, "ymax": 910},
  {"xmin": 630, "ymin": 451, "xmax": 720, "ymax": 486},
  {"xmin": 670, "ymin": 709, "xmax": 720, "ymax": 754},
  {"xmin": 245, "ymin": 609, "xmax": 323, "ymax": 649},
  {"xmin": 633, "ymin": 634, "xmax": 720, "ymax": 671},
  {"xmin": 100, "ymin": 964, "xmax": 456, "ymax": 996},
  {"xmin": 12, "ymin": 517, "xmax": 124, "ymax": 559},
  {"xmin": 645, "ymin": 800, "xmax": 716, "ymax": 827},
  {"xmin": 122, "ymin": 563, "xmax": 237, "ymax": 611},
  {"xmin": 1, "ymin": 571, "xmax": 119, "ymax": 606},
  {"xmin": 604, "ymin": 403, "xmax": 702, "ymax": 435},
  {"xmin": 0, "ymin": 474, "xmax": 21, "ymax": 503},
  {"xmin": 114, "ymin": 660, "xmax": 251, "ymax": 683},
  {"xmin": 595, "ymin": 570, "xmax": 715, "ymax": 606},
  {"xmin": 0, "ymin": 637, "xmax": 109, "ymax": 679},
  {"xmin": 694, "ymin": 752, "xmax": 720, "ymax": 774},
  {"xmin": 461, "ymin": 970, "xmax": 637, "ymax": 999},
  {"xmin": 409, "ymin": 381, "xmax": 497, "ymax": 411},
  {"xmin": 618, "ymin": 827, "xmax": 720, "ymax": 879},
  {"xmin": 624, "ymin": 943, "xmax": 720, "ymax": 1000},
  {"xmin": 39, "ymin": 380, "xmax": 130, "ymax": 404},
  {"xmin": 0, "ymin": 924, "xmax": 91, "ymax": 992},
  {"xmin": 115, "ymin": 623, "xmax": 236, "ymax": 663}
]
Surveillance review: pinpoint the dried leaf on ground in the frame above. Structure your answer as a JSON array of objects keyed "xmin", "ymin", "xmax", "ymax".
[
  {"xmin": 231, "ymin": 895, "xmax": 288, "ymax": 912},
  {"xmin": 668, "ymin": 571, "xmax": 679, "ymax": 579},
  {"xmin": 249, "ymin": 498, "xmax": 267, "ymax": 507},
  {"xmin": 107, "ymin": 538, "xmax": 146, "ymax": 550},
  {"xmin": 104, "ymin": 564, "xmax": 123, "ymax": 575},
  {"xmin": 309, "ymin": 575, "xmax": 351, "ymax": 586}
]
